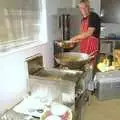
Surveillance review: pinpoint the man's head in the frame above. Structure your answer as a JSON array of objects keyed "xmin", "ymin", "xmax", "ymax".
[{"xmin": 79, "ymin": 0, "xmax": 90, "ymax": 17}]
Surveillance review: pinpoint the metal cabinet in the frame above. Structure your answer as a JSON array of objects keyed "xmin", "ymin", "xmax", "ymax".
[
  {"xmin": 100, "ymin": 39, "xmax": 120, "ymax": 54},
  {"xmin": 100, "ymin": 40, "xmax": 113, "ymax": 54}
]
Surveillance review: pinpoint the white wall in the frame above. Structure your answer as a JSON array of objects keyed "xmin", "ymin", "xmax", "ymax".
[
  {"xmin": 0, "ymin": 52, "xmax": 27, "ymax": 113},
  {"xmin": 0, "ymin": 43, "xmax": 54, "ymax": 113}
]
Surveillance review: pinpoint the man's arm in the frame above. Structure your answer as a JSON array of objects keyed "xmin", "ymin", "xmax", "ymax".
[{"xmin": 70, "ymin": 27, "xmax": 95, "ymax": 43}]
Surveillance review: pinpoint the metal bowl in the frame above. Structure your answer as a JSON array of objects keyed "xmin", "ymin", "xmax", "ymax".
[
  {"xmin": 55, "ymin": 52, "xmax": 91, "ymax": 69},
  {"xmin": 55, "ymin": 40, "xmax": 76, "ymax": 51}
]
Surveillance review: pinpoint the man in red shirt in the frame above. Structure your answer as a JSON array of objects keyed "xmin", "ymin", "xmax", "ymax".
[
  {"xmin": 56, "ymin": 0, "xmax": 100, "ymax": 67},
  {"xmin": 70, "ymin": 0, "xmax": 101, "ymax": 66}
]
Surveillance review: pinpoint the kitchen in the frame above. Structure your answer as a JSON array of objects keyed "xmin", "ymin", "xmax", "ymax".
[{"xmin": 0, "ymin": 0, "xmax": 120, "ymax": 120}]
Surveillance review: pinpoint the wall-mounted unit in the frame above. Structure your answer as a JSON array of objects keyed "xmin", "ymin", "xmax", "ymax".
[{"xmin": 101, "ymin": 0, "xmax": 120, "ymax": 23}]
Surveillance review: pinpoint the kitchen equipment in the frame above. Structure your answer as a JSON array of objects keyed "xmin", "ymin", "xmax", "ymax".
[
  {"xmin": 57, "ymin": 8, "xmax": 81, "ymax": 40},
  {"xmin": 54, "ymin": 51, "xmax": 93, "ymax": 120},
  {"xmin": 29, "ymin": 68, "xmax": 83, "ymax": 107},
  {"xmin": 55, "ymin": 40, "xmax": 74, "ymax": 49},
  {"xmin": 54, "ymin": 40, "xmax": 76, "ymax": 57},
  {"xmin": 95, "ymin": 70, "xmax": 120, "ymax": 100},
  {"xmin": 59, "ymin": 14, "xmax": 71, "ymax": 40},
  {"xmin": 0, "ymin": 53, "xmax": 92, "ymax": 120},
  {"xmin": 56, "ymin": 8, "xmax": 81, "ymax": 52},
  {"xmin": 55, "ymin": 52, "xmax": 92, "ymax": 70},
  {"xmin": 27, "ymin": 55, "xmax": 93, "ymax": 120}
]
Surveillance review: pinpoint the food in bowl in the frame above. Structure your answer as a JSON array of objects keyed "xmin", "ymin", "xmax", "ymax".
[{"xmin": 59, "ymin": 55, "xmax": 80, "ymax": 63}]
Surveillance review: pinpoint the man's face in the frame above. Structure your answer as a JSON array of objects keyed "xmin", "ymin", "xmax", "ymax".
[{"xmin": 79, "ymin": 3, "xmax": 89, "ymax": 17}]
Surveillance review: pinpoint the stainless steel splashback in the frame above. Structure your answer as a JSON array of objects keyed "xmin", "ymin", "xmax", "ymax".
[
  {"xmin": 57, "ymin": 8, "xmax": 81, "ymax": 38},
  {"xmin": 0, "ymin": 0, "xmax": 42, "ymax": 43},
  {"xmin": 57, "ymin": 8, "xmax": 80, "ymax": 16},
  {"xmin": 70, "ymin": 15, "xmax": 81, "ymax": 38}
]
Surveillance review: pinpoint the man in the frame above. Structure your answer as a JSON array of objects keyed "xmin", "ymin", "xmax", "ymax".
[
  {"xmin": 70, "ymin": 0, "xmax": 101, "ymax": 66},
  {"xmin": 56, "ymin": 0, "xmax": 100, "ymax": 65}
]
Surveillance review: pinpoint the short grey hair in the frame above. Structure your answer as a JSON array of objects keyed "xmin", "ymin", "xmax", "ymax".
[{"xmin": 80, "ymin": 0, "xmax": 90, "ymax": 7}]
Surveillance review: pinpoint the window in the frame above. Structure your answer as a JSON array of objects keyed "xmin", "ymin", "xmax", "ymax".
[{"xmin": 0, "ymin": 0, "xmax": 43, "ymax": 47}]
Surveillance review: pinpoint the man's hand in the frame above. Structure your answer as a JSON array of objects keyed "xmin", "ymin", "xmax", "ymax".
[{"xmin": 55, "ymin": 41, "xmax": 63, "ymax": 47}]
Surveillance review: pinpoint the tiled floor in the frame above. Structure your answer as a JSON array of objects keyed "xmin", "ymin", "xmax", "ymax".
[{"xmin": 84, "ymin": 95, "xmax": 120, "ymax": 120}]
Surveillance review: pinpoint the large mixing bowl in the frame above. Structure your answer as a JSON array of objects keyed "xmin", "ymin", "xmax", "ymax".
[{"xmin": 55, "ymin": 52, "xmax": 92, "ymax": 69}]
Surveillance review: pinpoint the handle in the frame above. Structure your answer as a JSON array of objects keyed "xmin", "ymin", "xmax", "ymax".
[
  {"xmin": 89, "ymin": 50, "xmax": 98, "ymax": 57},
  {"xmin": 88, "ymin": 50, "xmax": 98, "ymax": 60},
  {"xmin": 89, "ymin": 55, "xmax": 95, "ymax": 60}
]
